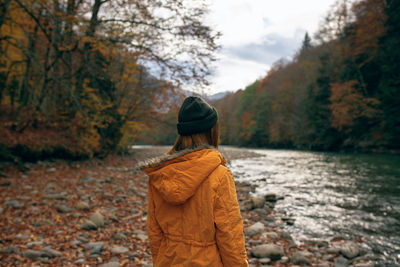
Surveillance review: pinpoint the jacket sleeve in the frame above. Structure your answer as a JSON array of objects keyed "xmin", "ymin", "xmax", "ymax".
[
  {"xmin": 147, "ymin": 183, "xmax": 163, "ymax": 262},
  {"xmin": 214, "ymin": 169, "xmax": 248, "ymax": 267}
]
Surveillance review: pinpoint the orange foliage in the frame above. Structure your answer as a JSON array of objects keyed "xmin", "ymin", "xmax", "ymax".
[{"xmin": 329, "ymin": 80, "xmax": 382, "ymax": 132}]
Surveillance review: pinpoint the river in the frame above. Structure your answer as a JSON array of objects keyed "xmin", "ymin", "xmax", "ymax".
[{"xmin": 228, "ymin": 148, "xmax": 400, "ymax": 265}]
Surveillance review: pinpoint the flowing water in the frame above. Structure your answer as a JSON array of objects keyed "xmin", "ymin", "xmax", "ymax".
[{"xmin": 228, "ymin": 148, "xmax": 400, "ymax": 265}]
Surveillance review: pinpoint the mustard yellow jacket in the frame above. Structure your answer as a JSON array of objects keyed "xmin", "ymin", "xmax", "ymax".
[{"xmin": 142, "ymin": 148, "xmax": 248, "ymax": 267}]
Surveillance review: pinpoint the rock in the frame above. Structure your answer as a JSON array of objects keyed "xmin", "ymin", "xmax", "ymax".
[
  {"xmin": 134, "ymin": 230, "xmax": 148, "ymax": 241},
  {"xmin": 113, "ymin": 233, "xmax": 127, "ymax": 241},
  {"xmin": 85, "ymin": 242, "xmax": 104, "ymax": 255},
  {"xmin": 110, "ymin": 246, "xmax": 129, "ymax": 254},
  {"xmin": 99, "ymin": 262, "xmax": 120, "ymax": 267},
  {"xmin": 43, "ymin": 193, "xmax": 67, "ymax": 200},
  {"xmin": 6, "ymin": 200, "xmax": 23, "ymax": 208},
  {"xmin": 326, "ymin": 247, "xmax": 341, "ymax": 254},
  {"xmin": 340, "ymin": 241, "xmax": 359, "ymax": 259},
  {"xmin": 0, "ymin": 207, "xmax": 3, "ymax": 214},
  {"xmin": 282, "ymin": 216, "xmax": 295, "ymax": 225},
  {"xmin": 56, "ymin": 204, "xmax": 72, "ymax": 213},
  {"xmin": 245, "ymin": 222, "xmax": 265, "ymax": 237},
  {"xmin": 251, "ymin": 244, "xmax": 284, "ymax": 260},
  {"xmin": 266, "ymin": 232, "xmax": 279, "ymax": 239},
  {"xmin": 290, "ymin": 251, "xmax": 311, "ymax": 265},
  {"xmin": 279, "ymin": 230, "xmax": 295, "ymax": 244},
  {"xmin": 280, "ymin": 256, "xmax": 289, "ymax": 264},
  {"xmin": 0, "ymin": 246, "xmax": 19, "ymax": 254},
  {"xmin": 258, "ymin": 258, "xmax": 271, "ymax": 265},
  {"xmin": 46, "ymin": 167, "xmax": 57, "ymax": 173},
  {"xmin": 16, "ymin": 234, "xmax": 30, "ymax": 240},
  {"xmin": 76, "ymin": 201, "xmax": 90, "ymax": 211},
  {"xmin": 81, "ymin": 219, "xmax": 97, "ymax": 230},
  {"xmin": 264, "ymin": 192, "xmax": 277, "ymax": 202},
  {"xmin": 316, "ymin": 262, "xmax": 330, "ymax": 267},
  {"xmin": 89, "ymin": 211, "xmax": 104, "ymax": 227},
  {"xmin": 75, "ymin": 259, "xmax": 87, "ymax": 264},
  {"xmin": 250, "ymin": 196, "xmax": 265, "ymax": 209},
  {"xmin": 23, "ymin": 249, "xmax": 42, "ymax": 259},
  {"xmin": 41, "ymin": 247, "xmax": 62, "ymax": 258},
  {"xmin": 353, "ymin": 263, "xmax": 374, "ymax": 267},
  {"xmin": 334, "ymin": 256, "xmax": 349, "ymax": 267}
]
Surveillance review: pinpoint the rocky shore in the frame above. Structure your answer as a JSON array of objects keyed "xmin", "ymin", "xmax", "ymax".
[
  {"xmin": 235, "ymin": 182, "xmax": 379, "ymax": 267},
  {"xmin": 0, "ymin": 146, "xmax": 379, "ymax": 266}
]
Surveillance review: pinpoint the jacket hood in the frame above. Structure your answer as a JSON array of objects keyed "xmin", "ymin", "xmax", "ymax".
[{"xmin": 140, "ymin": 146, "xmax": 226, "ymax": 205}]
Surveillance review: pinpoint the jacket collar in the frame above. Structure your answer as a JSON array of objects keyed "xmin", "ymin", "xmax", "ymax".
[{"xmin": 136, "ymin": 145, "xmax": 221, "ymax": 170}]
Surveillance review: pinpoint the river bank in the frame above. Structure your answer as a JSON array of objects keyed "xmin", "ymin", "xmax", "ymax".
[{"xmin": 0, "ymin": 146, "xmax": 382, "ymax": 266}]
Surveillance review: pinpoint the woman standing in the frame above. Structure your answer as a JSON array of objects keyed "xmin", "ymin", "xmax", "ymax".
[{"xmin": 141, "ymin": 96, "xmax": 248, "ymax": 266}]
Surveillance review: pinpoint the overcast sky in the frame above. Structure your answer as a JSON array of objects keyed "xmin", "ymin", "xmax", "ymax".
[{"xmin": 205, "ymin": 0, "xmax": 338, "ymax": 94}]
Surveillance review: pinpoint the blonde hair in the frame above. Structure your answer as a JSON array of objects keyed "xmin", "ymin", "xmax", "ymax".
[{"xmin": 168, "ymin": 122, "xmax": 220, "ymax": 154}]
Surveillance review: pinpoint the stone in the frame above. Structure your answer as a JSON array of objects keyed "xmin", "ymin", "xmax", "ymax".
[
  {"xmin": 251, "ymin": 244, "xmax": 284, "ymax": 260},
  {"xmin": 99, "ymin": 262, "xmax": 120, "ymax": 267},
  {"xmin": 340, "ymin": 241, "xmax": 359, "ymax": 259},
  {"xmin": 353, "ymin": 263, "xmax": 374, "ymax": 267},
  {"xmin": 282, "ymin": 217, "xmax": 295, "ymax": 225},
  {"xmin": 134, "ymin": 230, "xmax": 148, "ymax": 241},
  {"xmin": 56, "ymin": 204, "xmax": 72, "ymax": 213},
  {"xmin": 334, "ymin": 256, "xmax": 349, "ymax": 267},
  {"xmin": 110, "ymin": 246, "xmax": 129, "ymax": 254},
  {"xmin": 326, "ymin": 247, "xmax": 341, "ymax": 254},
  {"xmin": 0, "ymin": 246, "xmax": 19, "ymax": 254},
  {"xmin": 76, "ymin": 201, "xmax": 90, "ymax": 211},
  {"xmin": 113, "ymin": 233, "xmax": 127, "ymax": 241},
  {"xmin": 0, "ymin": 207, "xmax": 3, "ymax": 214},
  {"xmin": 16, "ymin": 234, "xmax": 30, "ymax": 240},
  {"xmin": 266, "ymin": 232, "xmax": 279, "ymax": 239},
  {"xmin": 41, "ymin": 247, "xmax": 63, "ymax": 258},
  {"xmin": 23, "ymin": 249, "xmax": 42, "ymax": 259},
  {"xmin": 85, "ymin": 242, "xmax": 104, "ymax": 255},
  {"xmin": 290, "ymin": 251, "xmax": 311, "ymax": 265},
  {"xmin": 26, "ymin": 241, "xmax": 44, "ymax": 247},
  {"xmin": 280, "ymin": 256, "xmax": 289, "ymax": 264},
  {"xmin": 43, "ymin": 193, "xmax": 67, "ymax": 200},
  {"xmin": 258, "ymin": 258, "xmax": 271, "ymax": 265},
  {"xmin": 6, "ymin": 200, "xmax": 23, "ymax": 208},
  {"xmin": 264, "ymin": 192, "xmax": 277, "ymax": 202},
  {"xmin": 81, "ymin": 220, "xmax": 97, "ymax": 230},
  {"xmin": 90, "ymin": 211, "xmax": 104, "ymax": 227},
  {"xmin": 250, "ymin": 196, "xmax": 265, "ymax": 209},
  {"xmin": 245, "ymin": 222, "xmax": 265, "ymax": 237},
  {"xmin": 75, "ymin": 259, "xmax": 87, "ymax": 264},
  {"xmin": 316, "ymin": 262, "xmax": 330, "ymax": 267},
  {"xmin": 46, "ymin": 167, "xmax": 57, "ymax": 173},
  {"xmin": 279, "ymin": 230, "xmax": 295, "ymax": 244}
]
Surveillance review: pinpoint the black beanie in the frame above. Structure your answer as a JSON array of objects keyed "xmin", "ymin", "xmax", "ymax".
[{"xmin": 177, "ymin": 96, "xmax": 218, "ymax": 136}]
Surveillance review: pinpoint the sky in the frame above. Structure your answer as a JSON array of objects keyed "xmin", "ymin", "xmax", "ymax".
[{"xmin": 205, "ymin": 0, "xmax": 338, "ymax": 94}]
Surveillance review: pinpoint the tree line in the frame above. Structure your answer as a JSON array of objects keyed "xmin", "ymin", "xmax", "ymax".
[
  {"xmin": 0, "ymin": 0, "xmax": 219, "ymax": 161},
  {"xmin": 213, "ymin": 0, "xmax": 399, "ymax": 152}
]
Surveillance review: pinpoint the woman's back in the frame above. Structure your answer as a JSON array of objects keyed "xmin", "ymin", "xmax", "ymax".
[{"xmin": 143, "ymin": 148, "xmax": 248, "ymax": 267}]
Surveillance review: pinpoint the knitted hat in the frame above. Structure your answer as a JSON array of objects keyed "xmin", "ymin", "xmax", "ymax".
[{"xmin": 177, "ymin": 96, "xmax": 218, "ymax": 136}]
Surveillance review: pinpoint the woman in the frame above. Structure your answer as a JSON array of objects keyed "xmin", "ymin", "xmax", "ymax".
[{"xmin": 140, "ymin": 96, "xmax": 248, "ymax": 267}]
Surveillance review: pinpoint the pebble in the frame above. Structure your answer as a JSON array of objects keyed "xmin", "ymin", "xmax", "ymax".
[
  {"xmin": 334, "ymin": 256, "xmax": 349, "ymax": 267},
  {"xmin": 251, "ymin": 244, "xmax": 284, "ymax": 260},
  {"xmin": 258, "ymin": 258, "xmax": 271, "ymax": 265},
  {"xmin": 81, "ymin": 219, "xmax": 97, "ymax": 230},
  {"xmin": 245, "ymin": 222, "xmax": 265, "ymax": 237},
  {"xmin": 23, "ymin": 249, "xmax": 42, "ymax": 259},
  {"xmin": 290, "ymin": 251, "xmax": 311, "ymax": 265},
  {"xmin": 0, "ymin": 207, "xmax": 3, "ymax": 214},
  {"xmin": 85, "ymin": 242, "xmax": 104, "ymax": 255},
  {"xmin": 113, "ymin": 233, "xmax": 127, "ymax": 241},
  {"xmin": 99, "ymin": 262, "xmax": 120, "ymax": 267},
  {"xmin": 41, "ymin": 247, "xmax": 63, "ymax": 258},
  {"xmin": 250, "ymin": 196, "xmax": 265, "ymax": 209},
  {"xmin": 6, "ymin": 200, "xmax": 23, "ymax": 208},
  {"xmin": 90, "ymin": 211, "xmax": 104, "ymax": 227},
  {"xmin": 0, "ymin": 246, "xmax": 19, "ymax": 254},
  {"xmin": 56, "ymin": 204, "xmax": 72, "ymax": 213},
  {"xmin": 134, "ymin": 229, "xmax": 148, "ymax": 241},
  {"xmin": 110, "ymin": 246, "xmax": 129, "ymax": 254},
  {"xmin": 76, "ymin": 201, "xmax": 90, "ymax": 211},
  {"xmin": 340, "ymin": 241, "xmax": 359, "ymax": 259}
]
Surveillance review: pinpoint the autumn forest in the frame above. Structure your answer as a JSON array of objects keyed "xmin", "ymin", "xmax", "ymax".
[{"xmin": 1, "ymin": 0, "xmax": 399, "ymax": 163}]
